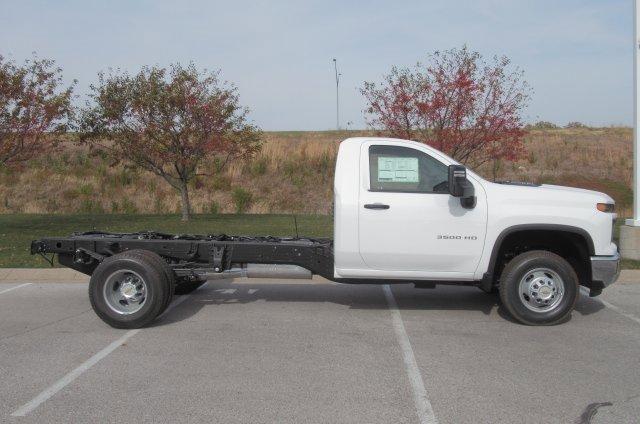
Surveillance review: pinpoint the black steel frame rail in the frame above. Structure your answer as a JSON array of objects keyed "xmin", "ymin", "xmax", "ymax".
[{"xmin": 31, "ymin": 232, "xmax": 335, "ymax": 280}]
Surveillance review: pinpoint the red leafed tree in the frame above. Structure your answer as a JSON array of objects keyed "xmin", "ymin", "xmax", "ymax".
[
  {"xmin": 361, "ymin": 46, "xmax": 529, "ymax": 169},
  {"xmin": 80, "ymin": 64, "xmax": 262, "ymax": 221},
  {"xmin": 0, "ymin": 55, "xmax": 74, "ymax": 167}
]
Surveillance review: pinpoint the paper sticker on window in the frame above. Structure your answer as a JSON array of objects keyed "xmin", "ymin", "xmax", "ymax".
[{"xmin": 377, "ymin": 157, "xmax": 419, "ymax": 182}]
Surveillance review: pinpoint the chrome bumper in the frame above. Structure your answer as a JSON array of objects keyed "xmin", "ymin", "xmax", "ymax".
[{"xmin": 591, "ymin": 252, "xmax": 621, "ymax": 287}]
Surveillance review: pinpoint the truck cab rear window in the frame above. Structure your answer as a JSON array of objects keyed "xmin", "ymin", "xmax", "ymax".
[{"xmin": 368, "ymin": 145, "xmax": 448, "ymax": 193}]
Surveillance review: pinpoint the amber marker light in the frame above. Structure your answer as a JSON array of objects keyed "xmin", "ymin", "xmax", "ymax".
[{"xmin": 597, "ymin": 203, "xmax": 615, "ymax": 213}]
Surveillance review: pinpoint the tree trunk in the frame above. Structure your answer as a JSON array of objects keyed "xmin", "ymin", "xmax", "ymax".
[
  {"xmin": 179, "ymin": 181, "xmax": 192, "ymax": 221},
  {"xmin": 491, "ymin": 159, "xmax": 501, "ymax": 182}
]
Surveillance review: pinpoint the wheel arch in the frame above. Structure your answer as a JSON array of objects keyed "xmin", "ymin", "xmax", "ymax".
[{"xmin": 482, "ymin": 224, "xmax": 594, "ymax": 291}]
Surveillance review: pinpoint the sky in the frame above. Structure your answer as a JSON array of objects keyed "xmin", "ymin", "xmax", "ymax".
[{"xmin": 0, "ymin": 0, "xmax": 633, "ymax": 130}]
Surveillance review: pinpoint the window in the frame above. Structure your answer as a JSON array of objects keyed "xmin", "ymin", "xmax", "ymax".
[{"xmin": 369, "ymin": 145, "xmax": 449, "ymax": 193}]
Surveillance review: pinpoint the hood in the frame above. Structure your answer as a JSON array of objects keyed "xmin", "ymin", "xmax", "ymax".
[
  {"xmin": 483, "ymin": 180, "xmax": 615, "ymax": 206},
  {"xmin": 538, "ymin": 184, "xmax": 614, "ymax": 203}
]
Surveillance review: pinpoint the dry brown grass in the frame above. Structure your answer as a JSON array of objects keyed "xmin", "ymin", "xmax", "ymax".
[
  {"xmin": 0, "ymin": 128, "xmax": 633, "ymax": 216},
  {"xmin": 483, "ymin": 127, "xmax": 632, "ymax": 216}
]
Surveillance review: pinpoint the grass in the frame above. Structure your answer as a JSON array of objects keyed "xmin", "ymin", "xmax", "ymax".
[
  {"xmin": 0, "ymin": 213, "xmax": 333, "ymax": 268},
  {"xmin": 2, "ymin": 127, "xmax": 633, "ymax": 216}
]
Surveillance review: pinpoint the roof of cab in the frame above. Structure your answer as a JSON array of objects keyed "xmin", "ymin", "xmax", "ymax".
[
  {"xmin": 339, "ymin": 136, "xmax": 465, "ymax": 169},
  {"xmin": 340, "ymin": 136, "xmax": 435, "ymax": 151}
]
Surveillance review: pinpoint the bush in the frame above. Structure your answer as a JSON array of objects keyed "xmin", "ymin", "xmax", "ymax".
[
  {"xmin": 232, "ymin": 187, "xmax": 252, "ymax": 213},
  {"xmin": 211, "ymin": 175, "xmax": 231, "ymax": 191},
  {"xmin": 78, "ymin": 199, "xmax": 104, "ymax": 214},
  {"xmin": 250, "ymin": 157, "xmax": 268, "ymax": 176},
  {"xmin": 527, "ymin": 121, "xmax": 558, "ymax": 130},
  {"xmin": 78, "ymin": 183, "xmax": 93, "ymax": 196},
  {"xmin": 208, "ymin": 200, "xmax": 220, "ymax": 214},
  {"xmin": 120, "ymin": 198, "xmax": 138, "ymax": 214},
  {"xmin": 114, "ymin": 167, "xmax": 137, "ymax": 187}
]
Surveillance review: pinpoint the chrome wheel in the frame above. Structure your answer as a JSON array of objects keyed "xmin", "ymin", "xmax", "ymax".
[
  {"xmin": 518, "ymin": 268, "xmax": 565, "ymax": 313},
  {"xmin": 102, "ymin": 269, "xmax": 147, "ymax": 315}
]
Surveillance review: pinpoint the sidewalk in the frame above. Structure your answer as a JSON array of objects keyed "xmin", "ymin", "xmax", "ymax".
[
  {"xmin": 1, "ymin": 268, "xmax": 639, "ymax": 284},
  {"xmin": 0, "ymin": 268, "xmax": 88, "ymax": 283}
]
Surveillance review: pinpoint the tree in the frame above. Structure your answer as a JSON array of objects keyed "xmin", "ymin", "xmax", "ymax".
[
  {"xmin": 0, "ymin": 55, "xmax": 74, "ymax": 168},
  {"xmin": 527, "ymin": 121, "xmax": 558, "ymax": 130},
  {"xmin": 361, "ymin": 46, "xmax": 530, "ymax": 168},
  {"xmin": 80, "ymin": 64, "xmax": 262, "ymax": 221},
  {"xmin": 565, "ymin": 121, "xmax": 587, "ymax": 129}
]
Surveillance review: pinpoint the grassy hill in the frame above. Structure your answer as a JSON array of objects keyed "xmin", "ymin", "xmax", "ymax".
[{"xmin": 0, "ymin": 128, "xmax": 633, "ymax": 217}]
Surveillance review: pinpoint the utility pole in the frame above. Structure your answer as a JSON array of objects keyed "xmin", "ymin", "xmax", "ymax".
[{"xmin": 332, "ymin": 58, "xmax": 341, "ymax": 130}]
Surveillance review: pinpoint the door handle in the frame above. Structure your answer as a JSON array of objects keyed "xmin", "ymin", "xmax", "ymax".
[{"xmin": 364, "ymin": 203, "xmax": 390, "ymax": 210}]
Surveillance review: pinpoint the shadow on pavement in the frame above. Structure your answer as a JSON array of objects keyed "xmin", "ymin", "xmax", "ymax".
[
  {"xmin": 153, "ymin": 281, "xmax": 494, "ymax": 327},
  {"xmin": 150, "ymin": 280, "xmax": 609, "ymax": 328},
  {"xmin": 574, "ymin": 293, "xmax": 606, "ymax": 316},
  {"xmin": 145, "ymin": 280, "xmax": 592, "ymax": 326}
]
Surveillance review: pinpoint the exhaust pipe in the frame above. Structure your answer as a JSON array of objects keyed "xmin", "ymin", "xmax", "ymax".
[{"xmin": 203, "ymin": 264, "xmax": 312, "ymax": 280}]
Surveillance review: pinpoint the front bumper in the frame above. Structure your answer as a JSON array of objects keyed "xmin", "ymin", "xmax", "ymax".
[{"xmin": 590, "ymin": 252, "xmax": 621, "ymax": 287}]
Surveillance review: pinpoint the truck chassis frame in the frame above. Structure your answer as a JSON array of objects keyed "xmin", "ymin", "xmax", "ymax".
[{"xmin": 31, "ymin": 231, "xmax": 335, "ymax": 282}]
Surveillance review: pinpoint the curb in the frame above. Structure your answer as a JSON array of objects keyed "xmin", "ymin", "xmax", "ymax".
[
  {"xmin": 0, "ymin": 268, "xmax": 88, "ymax": 283},
  {"xmin": 616, "ymin": 269, "xmax": 640, "ymax": 284}
]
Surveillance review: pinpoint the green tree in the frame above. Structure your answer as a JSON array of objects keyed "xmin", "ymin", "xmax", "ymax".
[{"xmin": 80, "ymin": 64, "xmax": 261, "ymax": 221}]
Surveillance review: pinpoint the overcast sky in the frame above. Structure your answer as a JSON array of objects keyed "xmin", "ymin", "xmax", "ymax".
[{"xmin": 0, "ymin": 0, "xmax": 633, "ymax": 130}]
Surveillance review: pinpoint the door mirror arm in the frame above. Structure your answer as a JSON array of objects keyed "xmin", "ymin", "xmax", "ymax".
[{"xmin": 448, "ymin": 165, "xmax": 476, "ymax": 209}]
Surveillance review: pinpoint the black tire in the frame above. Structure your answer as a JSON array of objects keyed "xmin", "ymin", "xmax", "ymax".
[
  {"xmin": 89, "ymin": 251, "xmax": 172, "ymax": 329},
  {"xmin": 124, "ymin": 250, "xmax": 175, "ymax": 314},
  {"xmin": 174, "ymin": 280, "xmax": 206, "ymax": 295},
  {"xmin": 499, "ymin": 250, "xmax": 579, "ymax": 325}
]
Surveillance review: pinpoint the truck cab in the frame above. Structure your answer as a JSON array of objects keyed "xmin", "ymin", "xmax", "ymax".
[{"xmin": 334, "ymin": 137, "xmax": 620, "ymax": 323}]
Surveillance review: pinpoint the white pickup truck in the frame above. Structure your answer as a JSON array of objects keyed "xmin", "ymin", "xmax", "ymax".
[{"xmin": 32, "ymin": 137, "xmax": 620, "ymax": 328}]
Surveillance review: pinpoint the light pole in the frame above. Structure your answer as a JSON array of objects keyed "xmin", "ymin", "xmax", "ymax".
[
  {"xmin": 629, "ymin": 0, "xmax": 640, "ymax": 225},
  {"xmin": 332, "ymin": 58, "xmax": 341, "ymax": 130},
  {"xmin": 621, "ymin": 0, "xmax": 640, "ymax": 258}
]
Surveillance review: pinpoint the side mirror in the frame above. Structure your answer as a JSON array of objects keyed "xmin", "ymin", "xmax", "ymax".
[{"xmin": 448, "ymin": 165, "xmax": 476, "ymax": 209}]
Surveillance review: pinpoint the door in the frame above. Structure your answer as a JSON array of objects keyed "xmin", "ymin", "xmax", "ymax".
[{"xmin": 358, "ymin": 143, "xmax": 487, "ymax": 275}]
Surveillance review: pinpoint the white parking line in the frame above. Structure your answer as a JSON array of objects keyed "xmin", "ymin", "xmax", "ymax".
[
  {"xmin": 383, "ymin": 285, "xmax": 438, "ymax": 424},
  {"xmin": 580, "ymin": 287, "xmax": 640, "ymax": 325},
  {"xmin": 10, "ymin": 286, "xmax": 203, "ymax": 417},
  {"xmin": 0, "ymin": 283, "xmax": 32, "ymax": 295},
  {"xmin": 216, "ymin": 288, "xmax": 237, "ymax": 294},
  {"xmin": 11, "ymin": 328, "xmax": 139, "ymax": 417}
]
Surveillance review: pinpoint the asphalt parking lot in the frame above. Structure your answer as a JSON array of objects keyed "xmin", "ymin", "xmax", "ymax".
[{"xmin": 1, "ymin": 276, "xmax": 639, "ymax": 424}]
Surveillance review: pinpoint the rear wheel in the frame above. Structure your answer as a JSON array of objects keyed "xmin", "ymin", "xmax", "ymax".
[
  {"xmin": 123, "ymin": 250, "xmax": 175, "ymax": 313},
  {"xmin": 499, "ymin": 250, "xmax": 579, "ymax": 325},
  {"xmin": 89, "ymin": 251, "xmax": 172, "ymax": 329}
]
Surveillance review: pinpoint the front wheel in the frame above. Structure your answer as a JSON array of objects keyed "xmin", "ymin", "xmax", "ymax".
[{"xmin": 499, "ymin": 250, "xmax": 579, "ymax": 325}]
